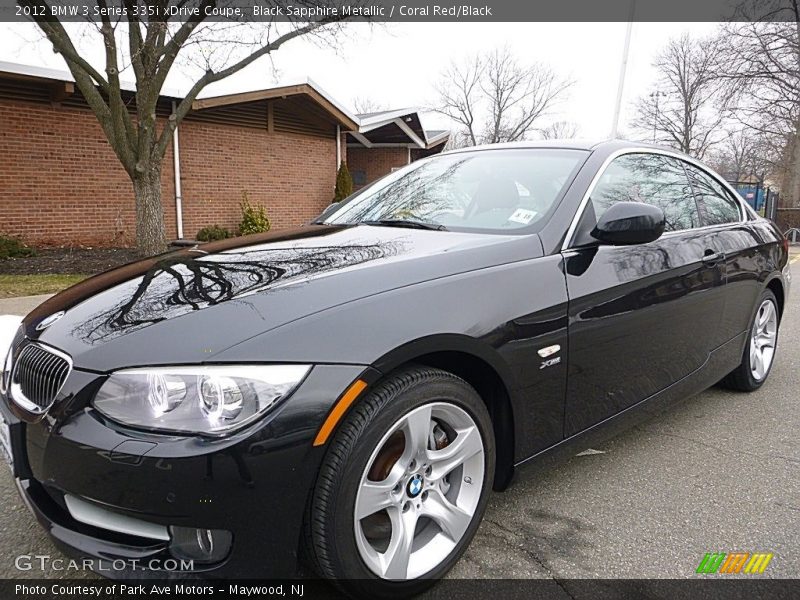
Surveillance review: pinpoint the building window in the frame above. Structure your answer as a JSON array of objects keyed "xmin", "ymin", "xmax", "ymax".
[{"xmin": 352, "ymin": 169, "xmax": 367, "ymax": 186}]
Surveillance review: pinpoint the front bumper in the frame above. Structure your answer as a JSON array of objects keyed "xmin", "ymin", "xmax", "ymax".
[{"xmin": 2, "ymin": 363, "xmax": 367, "ymax": 579}]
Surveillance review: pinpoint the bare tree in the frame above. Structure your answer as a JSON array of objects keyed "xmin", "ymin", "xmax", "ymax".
[
  {"xmin": 632, "ymin": 33, "xmax": 729, "ymax": 159},
  {"xmin": 480, "ymin": 47, "xmax": 573, "ymax": 144},
  {"xmin": 433, "ymin": 46, "xmax": 571, "ymax": 147},
  {"xmin": 434, "ymin": 54, "xmax": 484, "ymax": 147},
  {"xmin": 18, "ymin": 1, "xmax": 354, "ymax": 255},
  {"xmin": 352, "ymin": 96, "xmax": 386, "ymax": 115},
  {"xmin": 715, "ymin": 3, "xmax": 800, "ymax": 205},
  {"xmin": 706, "ymin": 130, "xmax": 754, "ymax": 181},
  {"xmin": 538, "ymin": 120, "xmax": 579, "ymax": 140},
  {"xmin": 705, "ymin": 129, "xmax": 776, "ymax": 183}
]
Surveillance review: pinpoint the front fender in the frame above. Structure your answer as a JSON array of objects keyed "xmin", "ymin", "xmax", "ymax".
[
  {"xmin": 371, "ymin": 333, "xmax": 518, "ymax": 391},
  {"xmin": 213, "ymin": 255, "xmax": 570, "ymax": 463}
]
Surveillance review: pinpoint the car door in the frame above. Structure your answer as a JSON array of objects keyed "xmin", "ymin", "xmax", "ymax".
[
  {"xmin": 683, "ymin": 162, "xmax": 760, "ymax": 344},
  {"xmin": 561, "ymin": 152, "xmax": 726, "ymax": 437}
]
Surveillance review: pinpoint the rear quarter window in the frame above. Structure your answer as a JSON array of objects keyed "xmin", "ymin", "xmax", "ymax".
[{"xmin": 684, "ymin": 164, "xmax": 742, "ymax": 225}]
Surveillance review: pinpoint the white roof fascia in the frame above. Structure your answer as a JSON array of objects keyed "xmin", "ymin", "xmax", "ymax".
[{"xmin": 0, "ymin": 60, "xmax": 183, "ymax": 98}]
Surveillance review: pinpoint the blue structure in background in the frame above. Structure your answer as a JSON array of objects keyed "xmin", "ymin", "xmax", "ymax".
[
  {"xmin": 731, "ymin": 182, "xmax": 765, "ymax": 212},
  {"xmin": 728, "ymin": 181, "xmax": 779, "ymax": 221}
]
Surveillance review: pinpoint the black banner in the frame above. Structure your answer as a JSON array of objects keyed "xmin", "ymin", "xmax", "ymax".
[
  {"xmin": 4, "ymin": 0, "xmax": 800, "ymax": 23},
  {"xmin": 2, "ymin": 579, "xmax": 800, "ymax": 600}
]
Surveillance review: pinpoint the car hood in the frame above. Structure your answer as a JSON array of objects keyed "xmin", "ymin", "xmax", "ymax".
[{"xmin": 23, "ymin": 225, "xmax": 541, "ymax": 372}]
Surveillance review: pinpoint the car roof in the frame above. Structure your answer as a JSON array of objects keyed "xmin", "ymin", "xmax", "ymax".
[{"xmin": 443, "ymin": 138, "xmax": 681, "ymax": 155}]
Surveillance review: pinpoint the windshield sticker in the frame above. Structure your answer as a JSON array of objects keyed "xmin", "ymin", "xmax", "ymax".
[{"xmin": 508, "ymin": 208, "xmax": 536, "ymax": 225}]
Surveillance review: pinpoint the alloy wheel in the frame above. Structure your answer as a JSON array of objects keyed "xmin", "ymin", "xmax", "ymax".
[
  {"xmin": 750, "ymin": 298, "xmax": 778, "ymax": 381},
  {"xmin": 353, "ymin": 402, "xmax": 485, "ymax": 580}
]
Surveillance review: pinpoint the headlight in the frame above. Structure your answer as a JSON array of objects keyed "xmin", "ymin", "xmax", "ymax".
[{"xmin": 92, "ymin": 365, "xmax": 311, "ymax": 436}]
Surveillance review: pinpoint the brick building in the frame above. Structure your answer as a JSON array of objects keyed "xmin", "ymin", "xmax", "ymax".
[
  {"xmin": 0, "ymin": 62, "xmax": 448, "ymax": 247},
  {"xmin": 347, "ymin": 109, "xmax": 449, "ymax": 189}
]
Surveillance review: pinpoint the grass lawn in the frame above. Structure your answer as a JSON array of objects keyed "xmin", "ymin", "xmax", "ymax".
[{"xmin": 0, "ymin": 274, "xmax": 87, "ymax": 298}]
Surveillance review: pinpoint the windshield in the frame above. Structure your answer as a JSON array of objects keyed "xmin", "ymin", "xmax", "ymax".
[{"xmin": 322, "ymin": 148, "xmax": 588, "ymax": 232}]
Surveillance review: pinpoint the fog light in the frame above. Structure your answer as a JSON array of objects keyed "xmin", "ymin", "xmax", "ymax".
[{"xmin": 169, "ymin": 526, "xmax": 232, "ymax": 564}]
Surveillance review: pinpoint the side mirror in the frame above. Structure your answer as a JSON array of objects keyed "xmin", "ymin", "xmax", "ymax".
[
  {"xmin": 312, "ymin": 202, "xmax": 340, "ymax": 223},
  {"xmin": 591, "ymin": 202, "xmax": 665, "ymax": 245}
]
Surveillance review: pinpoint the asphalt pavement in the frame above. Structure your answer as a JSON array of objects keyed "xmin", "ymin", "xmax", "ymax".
[{"xmin": 0, "ymin": 258, "xmax": 798, "ymax": 582}]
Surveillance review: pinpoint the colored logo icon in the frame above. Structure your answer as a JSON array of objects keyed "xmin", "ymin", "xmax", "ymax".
[{"xmin": 696, "ymin": 552, "xmax": 773, "ymax": 574}]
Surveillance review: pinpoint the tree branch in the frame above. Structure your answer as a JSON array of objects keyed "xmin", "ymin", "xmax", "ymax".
[{"xmin": 155, "ymin": 18, "xmax": 339, "ymax": 160}]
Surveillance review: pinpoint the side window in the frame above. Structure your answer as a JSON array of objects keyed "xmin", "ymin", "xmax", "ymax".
[
  {"xmin": 591, "ymin": 153, "xmax": 700, "ymax": 232},
  {"xmin": 684, "ymin": 164, "xmax": 742, "ymax": 225}
]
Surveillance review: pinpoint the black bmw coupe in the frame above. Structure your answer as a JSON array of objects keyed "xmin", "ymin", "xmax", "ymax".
[{"xmin": 0, "ymin": 140, "xmax": 790, "ymax": 594}]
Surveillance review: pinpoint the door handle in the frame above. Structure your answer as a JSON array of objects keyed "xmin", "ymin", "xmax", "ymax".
[{"xmin": 702, "ymin": 251, "xmax": 725, "ymax": 266}]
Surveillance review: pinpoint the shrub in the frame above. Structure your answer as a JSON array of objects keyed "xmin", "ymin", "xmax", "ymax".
[
  {"xmin": 333, "ymin": 162, "xmax": 353, "ymax": 202},
  {"xmin": 238, "ymin": 192, "xmax": 271, "ymax": 236},
  {"xmin": 0, "ymin": 235, "xmax": 35, "ymax": 260},
  {"xmin": 196, "ymin": 225, "xmax": 232, "ymax": 242}
]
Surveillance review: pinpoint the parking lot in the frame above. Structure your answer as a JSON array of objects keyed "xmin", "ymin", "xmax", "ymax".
[{"xmin": 1, "ymin": 256, "xmax": 798, "ymax": 581}]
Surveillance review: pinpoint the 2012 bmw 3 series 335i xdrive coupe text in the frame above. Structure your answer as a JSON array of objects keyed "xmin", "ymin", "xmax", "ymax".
[{"xmin": 0, "ymin": 140, "xmax": 790, "ymax": 595}]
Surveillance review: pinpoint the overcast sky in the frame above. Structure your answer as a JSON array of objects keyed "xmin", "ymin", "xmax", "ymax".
[{"xmin": 0, "ymin": 21, "xmax": 718, "ymax": 139}]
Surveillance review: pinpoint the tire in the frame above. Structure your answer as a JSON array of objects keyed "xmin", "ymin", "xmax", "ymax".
[
  {"xmin": 304, "ymin": 366, "xmax": 495, "ymax": 597},
  {"xmin": 720, "ymin": 289, "xmax": 780, "ymax": 391}
]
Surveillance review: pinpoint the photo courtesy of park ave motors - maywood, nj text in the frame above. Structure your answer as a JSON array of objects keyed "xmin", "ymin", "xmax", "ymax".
[{"xmin": 0, "ymin": 1, "xmax": 798, "ymax": 599}]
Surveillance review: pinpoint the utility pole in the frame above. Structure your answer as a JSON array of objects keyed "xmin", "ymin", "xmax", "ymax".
[{"xmin": 610, "ymin": 0, "xmax": 636, "ymax": 138}]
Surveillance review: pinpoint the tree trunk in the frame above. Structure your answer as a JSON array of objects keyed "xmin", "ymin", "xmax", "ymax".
[
  {"xmin": 783, "ymin": 125, "xmax": 800, "ymax": 208},
  {"xmin": 132, "ymin": 165, "xmax": 167, "ymax": 256}
]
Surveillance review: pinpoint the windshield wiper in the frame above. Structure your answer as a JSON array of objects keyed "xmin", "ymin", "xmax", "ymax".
[{"xmin": 361, "ymin": 219, "xmax": 447, "ymax": 231}]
